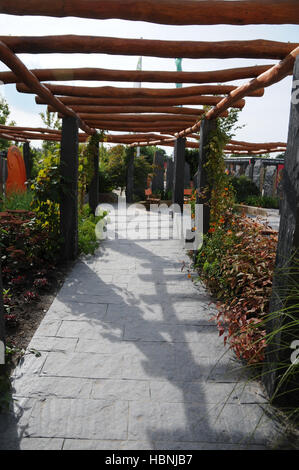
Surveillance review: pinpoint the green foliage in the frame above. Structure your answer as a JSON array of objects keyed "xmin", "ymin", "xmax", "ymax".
[
  {"xmin": 29, "ymin": 147, "xmax": 44, "ymax": 179},
  {"xmin": 105, "ymin": 145, "xmax": 127, "ymax": 191},
  {"xmin": 99, "ymin": 163, "xmax": 114, "ymax": 194},
  {"xmin": 140, "ymin": 146, "xmax": 166, "ymax": 165},
  {"xmin": 230, "ymin": 175, "xmax": 259, "ymax": 203},
  {"xmin": 195, "ymin": 212, "xmax": 278, "ymax": 364},
  {"xmin": 0, "ymin": 190, "xmax": 33, "ymax": 212},
  {"xmin": 99, "ymin": 145, "xmax": 153, "ymax": 198},
  {"xmin": 203, "ymin": 119, "xmax": 235, "ymax": 227},
  {"xmin": 30, "ymin": 149, "xmax": 61, "ymax": 255},
  {"xmin": 185, "ymin": 148, "xmax": 199, "ymax": 178},
  {"xmin": 133, "ymin": 155, "xmax": 152, "ymax": 201},
  {"xmin": 78, "ymin": 204, "xmax": 108, "ymax": 255},
  {"xmin": 245, "ymin": 195, "xmax": 279, "ymax": 209},
  {"xmin": 0, "ymin": 96, "xmax": 15, "ymax": 151},
  {"xmin": 39, "ymin": 110, "xmax": 61, "ymax": 155},
  {"xmin": 78, "ymin": 131, "xmax": 104, "ymax": 209}
]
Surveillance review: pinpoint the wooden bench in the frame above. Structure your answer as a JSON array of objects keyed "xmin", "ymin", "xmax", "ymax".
[
  {"xmin": 184, "ymin": 188, "xmax": 193, "ymax": 202},
  {"xmin": 141, "ymin": 188, "xmax": 161, "ymax": 210}
]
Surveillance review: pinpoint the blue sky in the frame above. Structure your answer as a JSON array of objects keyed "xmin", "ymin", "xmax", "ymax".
[{"xmin": 0, "ymin": 14, "xmax": 298, "ymax": 153}]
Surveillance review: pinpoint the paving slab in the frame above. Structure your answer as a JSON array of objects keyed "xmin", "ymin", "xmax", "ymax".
[{"xmin": 0, "ymin": 202, "xmax": 284, "ymax": 450}]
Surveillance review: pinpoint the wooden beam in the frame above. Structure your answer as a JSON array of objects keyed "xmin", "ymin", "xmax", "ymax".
[
  {"xmin": 0, "ymin": 40, "xmax": 94, "ymax": 136},
  {"xmin": 18, "ymin": 83, "xmax": 263, "ymax": 98},
  {"xmin": 59, "ymin": 113, "xmax": 200, "ymax": 123},
  {"xmin": 0, "ymin": 124, "xmax": 61, "ymax": 135},
  {"xmin": 176, "ymin": 46, "xmax": 299, "ymax": 138},
  {"xmin": 205, "ymin": 46, "xmax": 299, "ymax": 121},
  {"xmin": 50, "ymin": 104, "xmax": 229, "ymax": 118},
  {"xmin": 0, "ymin": 64, "xmax": 279, "ymax": 85},
  {"xmin": 2, "ymin": 35, "xmax": 297, "ymax": 59},
  {"xmin": 50, "ymin": 105, "xmax": 206, "ymax": 116},
  {"xmin": 230, "ymin": 139, "xmax": 287, "ymax": 149},
  {"xmin": 0, "ymin": 131, "xmax": 28, "ymax": 142},
  {"xmin": 0, "ymin": 2, "xmax": 298, "ymax": 25},
  {"xmin": 89, "ymin": 124, "xmax": 191, "ymax": 133},
  {"xmin": 224, "ymin": 149, "xmax": 286, "ymax": 155},
  {"xmin": 106, "ymin": 133, "xmax": 173, "ymax": 143},
  {"xmin": 36, "ymin": 95, "xmax": 246, "ymax": 109}
]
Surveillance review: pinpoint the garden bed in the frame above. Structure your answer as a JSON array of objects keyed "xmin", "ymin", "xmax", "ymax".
[
  {"xmin": 1, "ymin": 209, "xmax": 72, "ymax": 362},
  {"xmin": 4, "ymin": 261, "xmax": 72, "ymax": 357}
]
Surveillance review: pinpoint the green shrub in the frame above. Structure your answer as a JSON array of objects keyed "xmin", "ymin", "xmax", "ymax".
[
  {"xmin": 99, "ymin": 166, "xmax": 114, "ymax": 193},
  {"xmin": 0, "ymin": 190, "xmax": 33, "ymax": 212},
  {"xmin": 195, "ymin": 211, "xmax": 278, "ymax": 364},
  {"xmin": 245, "ymin": 195, "xmax": 279, "ymax": 209},
  {"xmin": 78, "ymin": 204, "xmax": 108, "ymax": 255},
  {"xmin": 230, "ymin": 175, "xmax": 259, "ymax": 203},
  {"xmin": 30, "ymin": 150, "xmax": 61, "ymax": 257}
]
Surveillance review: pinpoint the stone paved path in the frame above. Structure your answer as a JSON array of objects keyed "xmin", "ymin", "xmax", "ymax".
[{"xmin": 0, "ymin": 202, "xmax": 283, "ymax": 450}]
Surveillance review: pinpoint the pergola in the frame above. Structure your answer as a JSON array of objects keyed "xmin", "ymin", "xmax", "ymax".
[{"xmin": 0, "ymin": 1, "xmax": 298, "ymax": 397}]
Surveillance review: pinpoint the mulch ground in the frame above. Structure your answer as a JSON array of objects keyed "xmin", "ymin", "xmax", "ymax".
[{"xmin": 4, "ymin": 261, "xmax": 74, "ymax": 363}]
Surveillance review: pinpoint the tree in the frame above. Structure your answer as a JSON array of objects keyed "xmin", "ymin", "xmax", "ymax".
[
  {"xmin": 140, "ymin": 146, "xmax": 166, "ymax": 165},
  {"xmin": 39, "ymin": 109, "xmax": 61, "ymax": 155},
  {"xmin": 0, "ymin": 96, "xmax": 15, "ymax": 151}
]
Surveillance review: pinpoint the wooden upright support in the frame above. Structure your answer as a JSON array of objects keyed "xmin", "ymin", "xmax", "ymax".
[
  {"xmin": 126, "ymin": 147, "xmax": 134, "ymax": 204},
  {"xmin": 263, "ymin": 56, "xmax": 299, "ymax": 405},
  {"xmin": 151, "ymin": 150, "xmax": 164, "ymax": 194},
  {"xmin": 0, "ymin": 262, "xmax": 5, "ymax": 363},
  {"xmin": 196, "ymin": 118, "xmax": 217, "ymax": 235},
  {"xmin": 88, "ymin": 140, "xmax": 99, "ymax": 214},
  {"xmin": 60, "ymin": 116, "xmax": 79, "ymax": 260},
  {"xmin": 23, "ymin": 141, "xmax": 32, "ymax": 180},
  {"xmin": 166, "ymin": 158, "xmax": 174, "ymax": 194},
  {"xmin": 172, "ymin": 137, "xmax": 185, "ymax": 211}
]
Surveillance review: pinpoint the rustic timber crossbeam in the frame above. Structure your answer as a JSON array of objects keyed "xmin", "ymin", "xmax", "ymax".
[
  {"xmin": 0, "ymin": 41, "xmax": 95, "ymax": 136},
  {"xmin": 130, "ymin": 138, "xmax": 286, "ymax": 152},
  {"xmin": 0, "ymin": 1, "xmax": 298, "ymax": 25},
  {"xmin": 48, "ymin": 105, "xmax": 229, "ymax": 118},
  {"xmin": 57, "ymin": 113, "xmax": 203, "ymax": 123},
  {"xmin": 175, "ymin": 46, "xmax": 299, "ymax": 139},
  {"xmin": 36, "ymin": 95, "xmax": 246, "ymax": 109},
  {"xmin": 0, "ymin": 124, "xmax": 62, "ymax": 135},
  {"xmin": 17, "ymin": 83, "xmax": 263, "ymax": 99},
  {"xmin": 0, "ymin": 131, "xmax": 28, "ymax": 142},
  {"xmin": 49, "ymin": 105, "xmax": 206, "ymax": 116},
  {"xmin": 0, "ymin": 123, "xmax": 286, "ymax": 153},
  {"xmin": 0, "ymin": 65, "xmax": 283, "ymax": 85},
  {"xmin": 1, "ymin": 36, "xmax": 297, "ymax": 60}
]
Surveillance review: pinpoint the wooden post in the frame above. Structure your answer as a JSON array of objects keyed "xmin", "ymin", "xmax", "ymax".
[
  {"xmin": 151, "ymin": 150, "xmax": 164, "ymax": 194},
  {"xmin": 172, "ymin": 137, "xmax": 185, "ymax": 211},
  {"xmin": 166, "ymin": 158, "xmax": 174, "ymax": 194},
  {"xmin": 60, "ymin": 116, "xmax": 79, "ymax": 261},
  {"xmin": 0, "ymin": 262, "xmax": 5, "ymax": 363},
  {"xmin": 23, "ymin": 141, "xmax": 32, "ymax": 180},
  {"xmin": 184, "ymin": 162, "xmax": 191, "ymax": 188},
  {"xmin": 88, "ymin": 140, "xmax": 99, "ymax": 214},
  {"xmin": 263, "ymin": 56, "xmax": 299, "ymax": 405},
  {"xmin": 126, "ymin": 147, "xmax": 134, "ymax": 203},
  {"xmin": 196, "ymin": 118, "xmax": 217, "ymax": 235}
]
